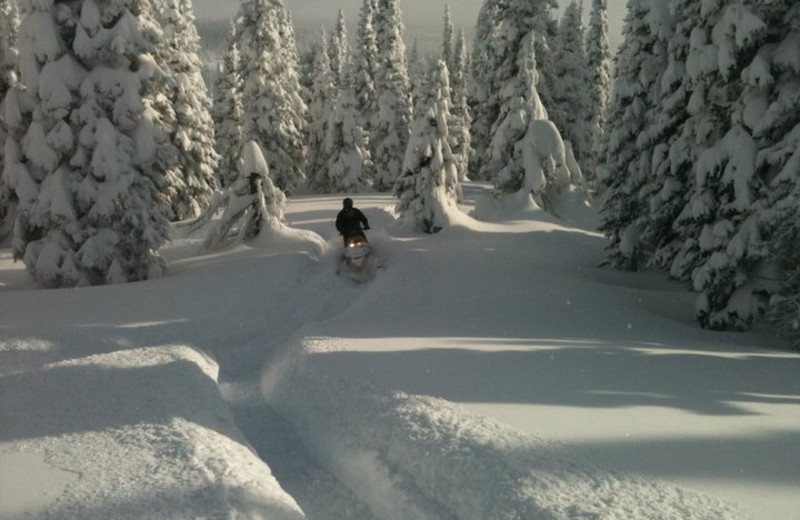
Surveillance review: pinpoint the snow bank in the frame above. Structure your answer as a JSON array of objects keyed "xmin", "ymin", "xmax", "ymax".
[
  {"xmin": 248, "ymin": 222, "xmax": 330, "ymax": 261},
  {"xmin": 263, "ymin": 337, "xmax": 742, "ymax": 520},
  {"xmin": 0, "ymin": 344, "xmax": 305, "ymax": 520},
  {"xmin": 471, "ymin": 184, "xmax": 598, "ymax": 231}
]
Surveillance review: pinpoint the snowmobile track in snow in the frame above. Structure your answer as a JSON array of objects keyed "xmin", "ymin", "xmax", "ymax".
[{"xmin": 228, "ymin": 386, "xmax": 380, "ymax": 520}]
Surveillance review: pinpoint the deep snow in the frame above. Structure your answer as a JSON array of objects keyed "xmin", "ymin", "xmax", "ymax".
[{"xmin": 1, "ymin": 183, "xmax": 798, "ymax": 520}]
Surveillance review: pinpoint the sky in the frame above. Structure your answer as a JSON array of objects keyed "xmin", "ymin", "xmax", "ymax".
[{"xmin": 192, "ymin": 0, "xmax": 627, "ymax": 53}]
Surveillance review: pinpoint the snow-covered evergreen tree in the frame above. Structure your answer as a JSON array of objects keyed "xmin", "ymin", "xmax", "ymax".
[
  {"xmin": 307, "ymin": 36, "xmax": 338, "ymax": 191},
  {"xmin": 585, "ymin": 0, "xmax": 612, "ymax": 177},
  {"xmin": 156, "ymin": 0, "xmax": 218, "ymax": 220},
  {"xmin": 198, "ymin": 140, "xmax": 286, "ymax": 251},
  {"xmin": 395, "ymin": 59, "xmax": 461, "ymax": 233},
  {"xmin": 212, "ymin": 25, "xmax": 244, "ymax": 187},
  {"xmin": 407, "ymin": 38, "xmax": 427, "ymax": 109},
  {"xmin": 235, "ymin": 0, "xmax": 307, "ymax": 194},
  {"xmin": 441, "ymin": 5, "xmax": 454, "ymax": 72},
  {"xmin": 472, "ymin": 0, "xmax": 558, "ymax": 183},
  {"xmin": 449, "ymin": 28, "xmax": 471, "ymax": 182},
  {"xmin": 372, "ymin": 0, "xmax": 412, "ymax": 191},
  {"xmin": 551, "ymin": 0, "xmax": 590, "ymax": 167},
  {"xmin": 598, "ymin": 0, "xmax": 666, "ymax": 270},
  {"xmin": 530, "ymin": 4, "xmax": 560, "ymax": 140},
  {"xmin": 328, "ymin": 9, "xmax": 351, "ymax": 89},
  {"xmin": 353, "ymin": 0, "xmax": 378, "ymax": 131},
  {"xmin": 0, "ymin": 0, "xmax": 20, "ymax": 239},
  {"xmin": 635, "ymin": 0, "xmax": 697, "ymax": 272},
  {"xmin": 674, "ymin": 1, "xmax": 771, "ymax": 329},
  {"xmin": 297, "ymin": 39, "xmax": 316, "ymax": 107},
  {"xmin": 325, "ymin": 68, "xmax": 373, "ymax": 193},
  {"xmin": 598, "ymin": 0, "xmax": 797, "ymax": 338},
  {"xmin": 488, "ymin": 34, "xmax": 576, "ymax": 208},
  {"xmin": 0, "ymin": 0, "xmax": 17, "ymax": 101},
  {"xmin": 770, "ymin": 199, "xmax": 800, "ymax": 346},
  {"xmin": 763, "ymin": 2, "xmax": 800, "ymax": 344},
  {"xmin": 7, "ymin": 0, "xmax": 170, "ymax": 287},
  {"xmin": 468, "ymin": 0, "xmax": 503, "ymax": 179}
]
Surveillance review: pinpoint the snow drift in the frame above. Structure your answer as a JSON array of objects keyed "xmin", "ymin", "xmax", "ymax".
[
  {"xmin": 263, "ymin": 337, "xmax": 742, "ymax": 520},
  {"xmin": 0, "ymin": 345, "xmax": 306, "ymax": 520}
]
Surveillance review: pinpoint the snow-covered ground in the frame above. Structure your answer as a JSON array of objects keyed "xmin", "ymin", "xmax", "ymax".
[{"xmin": 1, "ymin": 183, "xmax": 798, "ymax": 520}]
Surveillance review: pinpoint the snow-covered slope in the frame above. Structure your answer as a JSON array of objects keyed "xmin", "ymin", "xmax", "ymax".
[{"xmin": 1, "ymin": 183, "xmax": 798, "ymax": 519}]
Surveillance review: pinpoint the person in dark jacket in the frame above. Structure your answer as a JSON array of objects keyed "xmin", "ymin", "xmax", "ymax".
[{"xmin": 335, "ymin": 198, "xmax": 370, "ymax": 245}]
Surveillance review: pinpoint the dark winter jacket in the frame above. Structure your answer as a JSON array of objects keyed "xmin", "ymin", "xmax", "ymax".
[{"xmin": 336, "ymin": 207, "xmax": 369, "ymax": 236}]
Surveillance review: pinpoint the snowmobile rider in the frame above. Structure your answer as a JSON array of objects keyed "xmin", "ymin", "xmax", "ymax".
[{"xmin": 336, "ymin": 198, "xmax": 370, "ymax": 245}]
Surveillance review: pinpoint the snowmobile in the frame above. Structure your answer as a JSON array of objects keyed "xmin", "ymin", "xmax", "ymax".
[{"xmin": 338, "ymin": 232, "xmax": 376, "ymax": 281}]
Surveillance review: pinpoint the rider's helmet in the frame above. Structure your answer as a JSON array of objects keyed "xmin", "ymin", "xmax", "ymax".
[{"xmin": 343, "ymin": 197, "xmax": 353, "ymax": 209}]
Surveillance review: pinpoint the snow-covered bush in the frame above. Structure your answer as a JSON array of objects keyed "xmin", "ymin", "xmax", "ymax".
[{"xmin": 198, "ymin": 141, "xmax": 287, "ymax": 251}]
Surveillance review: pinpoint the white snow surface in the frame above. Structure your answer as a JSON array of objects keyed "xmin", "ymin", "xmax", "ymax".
[{"xmin": 1, "ymin": 184, "xmax": 798, "ymax": 520}]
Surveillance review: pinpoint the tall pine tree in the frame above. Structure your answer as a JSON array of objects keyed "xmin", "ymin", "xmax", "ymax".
[
  {"xmin": 212, "ymin": 24, "xmax": 245, "ymax": 187},
  {"xmin": 551, "ymin": 0, "xmax": 590, "ymax": 167},
  {"xmin": 307, "ymin": 36, "xmax": 338, "ymax": 191},
  {"xmin": 441, "ymin": 5, "xmax": 454, "ymax": 72},
  {"xmin": 585, "ymin": 0, "xmax": 612, "ymax": 180},
  {"xmin": 672, "ymin": 2, "xmax": 770, "ymax": 329},
  {"xmin": 235, "ymin": 0, "xmax": 307, "ymax": 194},
  {"xmin": 156, "ymin": 0, "xmax": 219, "ymax": 220},
  {"xmin": 488, "ymin": 34, "xmax": 577, "ymax": 209},
  {"xmin": 469, "ymin": 0, "xmax": 503, "ymax": 179},
  {"xmin": 472, "ymin": 0, "xmax": 558, "ymax": 182},
  {"xmin": 598, "ymin": 0, "xmax": 667, "ymax": 270},
  {"xmin": 449, "ymin": 28, "xmax": 471, "ymax": 182},
  {"xmin": 395, "ymin": 59, "xmax": 461, "ymax": 233},
  {"xmin": 633, "ymin": 0, "xmax": 698, "ymax": 273},
  {"xmin": 325, "ymin": 66, "xmax": 374, "ymax": 193},
  {"xmin": 328, "ymin": 9, "xmax": 350, "ymax": 89},
  {"xmin": 763, "ymin": 2, "xmax": 800, "ymax": 344},
  {"xmin": 0, "ymin": 0, "xmax": 20, "ymax": 240},
  {"xmin": 8, "ymin": 0, "xmax": 170, "ymax": 286},
  {"xmin": 372, "ymin": 0, "xmax": 412, "ymax": 191},
  {"xmin": 353, "ymin": 0, "xmax": 378, "ymax": 133}
]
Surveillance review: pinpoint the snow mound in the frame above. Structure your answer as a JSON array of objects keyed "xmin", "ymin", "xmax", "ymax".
[
  {"xmin": 549, "ymin": 185, "xmax": 601, "ymax": 231},
  {"xmin": 0, "ymin": 345, "xmax": 306, "ymax": 520},
  {"xmin": 263, "ymin": 337, "xmax": 743, "ymax": 520},
  {"xmin": 471, "ymin": 185, "xmax": 599, "ymax": 231},
  {"xmin": 249, "ymin": 223, "xmax": 330, "ymax": 261}
]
